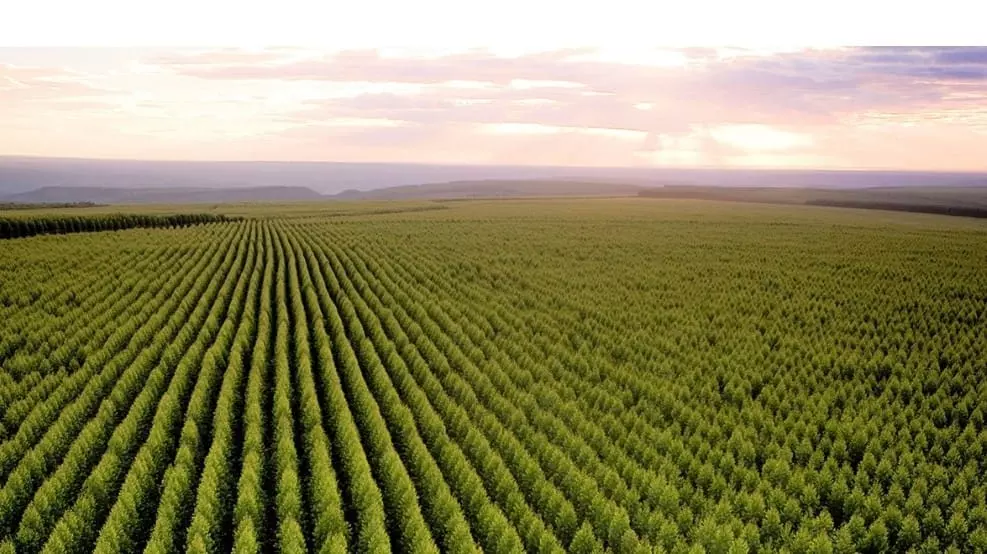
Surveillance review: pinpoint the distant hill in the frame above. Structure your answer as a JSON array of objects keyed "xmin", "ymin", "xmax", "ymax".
[
  {"xmin": 5, "ymin": 156, "xmax": 987, "ymax": 197},
  {"xmin": 0, "ymin": 180, "xmax": 645, "ymax": 205},
  {"xmin": 331, "ymin": 180, "xmax": 648, "ymax": 200},
  {"xmin": 1, "ymin": 186, "xmax": 323, "ymax": 205}
]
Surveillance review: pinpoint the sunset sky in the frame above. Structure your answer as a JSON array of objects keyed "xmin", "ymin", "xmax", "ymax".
[{"xmin": 1, "ymin": 4, "xmax": 985, "ymax": 171}]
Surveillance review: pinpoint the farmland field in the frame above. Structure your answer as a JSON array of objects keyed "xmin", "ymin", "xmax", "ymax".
[{"xmin": 0, "ymin": 198, "xmax": 986, "ymax": 554}]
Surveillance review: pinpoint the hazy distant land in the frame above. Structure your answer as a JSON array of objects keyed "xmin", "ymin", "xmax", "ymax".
[
  {"xmin": 4, "ymin": 156, "xmax": 987, "ymax": 195},
  {"xmin": 3, "ymin": 156, "xmax": 987, "ymax": 218}
]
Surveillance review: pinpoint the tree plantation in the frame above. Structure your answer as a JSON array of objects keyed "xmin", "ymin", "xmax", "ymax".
[
  {"xmin": 0, "ymin": 198, "xmax": 985, "ymax": 553},
  {"xmin": 0, "ymin": 213, "xmax": 236, "ymax": 239}
]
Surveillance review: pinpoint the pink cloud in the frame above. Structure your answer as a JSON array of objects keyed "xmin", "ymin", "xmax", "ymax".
[
  {"xmin": 148, "ymin": 47, "xmax": 987, "ymax": 130},
  {"xmin": 147, "ymin": 48, "xmax": 301, "ymax": 67},
  {"xmin": 2, "ymin": 48, "xmax": 987, "ymax": 170},
  {"xmin": 0, "ymin": 63, "xmax": 113, "ymax": 102}
]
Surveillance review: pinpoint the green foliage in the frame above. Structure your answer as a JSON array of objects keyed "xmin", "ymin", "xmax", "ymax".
[
  {"xmin": 0, "ymin": 199, "xmax": 984, "ymax": 552},
  {"xmin": 569, "ymin": 522, "xmax": 604, "ymax": 554},
  {"xmin": 0, "ymin": 213, "xmax": 236, "ymax": 239}
]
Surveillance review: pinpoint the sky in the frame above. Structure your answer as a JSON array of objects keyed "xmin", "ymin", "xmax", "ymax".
[{"xmin": 1, "ymin": 1, "xmax": 986, "ymax": 170}]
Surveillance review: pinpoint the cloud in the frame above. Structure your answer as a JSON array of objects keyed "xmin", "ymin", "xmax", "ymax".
[
  {"xmin": 933, "ymin": 47, "xmax": 987, "ymax": 66},
  {"xmin": 149, "ymin": 47, "xmax": 987, "ymax": 123},
  {"xmin": 155, "ymin": 48, "xmax": 604, "ymax": 85},
  {"xmin": 3, "ymin": 47, "xmax": 987, "ymax": 169},
  {"xmin": 132, "ymin": 46, "xmax": 987, "ymax": 168},
  {"xmin": 709, "ymin": 124, "xmax": 814, "ymax": 152},
  {"xmin": 0, "ymin": 63, "xmax": 117, "ymax": 111},
  {"xmin": 147, "ymin": 48, "xmax": 301, "ymax": 67},
  {"xmin": 854, "ymin": 47, "xmax": 987, "ymax": 68},
  {"xmin": 290, "ymin": 87, "xmax": 699, "ymax": 136}
]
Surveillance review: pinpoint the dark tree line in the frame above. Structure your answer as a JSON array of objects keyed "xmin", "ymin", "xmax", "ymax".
[
  {"xmin": 804, "ymin": 199, "xmax": 987, "ymax": 219},
  {"xmin": 0, "ymin": 203, "xmax": 102, "ymax": 211},
  {"xmin": 0, "ymin": 214, "xmax": 238, "ymax": 239}
]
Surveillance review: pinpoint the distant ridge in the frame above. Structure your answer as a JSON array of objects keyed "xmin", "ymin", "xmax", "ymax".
[
  {"xmin": 0, "ymin": 180, "xmax": 647, "ymax": 205},
  {"xmin": 5, "ymin": 156, "xmax": 987, "ymax": 197},
  {"xmin": 1, "ymin": 186, "xmax": 322, "ymax": 205},
  {"xmin": 330, "ymin": 180, "xmax": 647, "ymax": 200}
]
